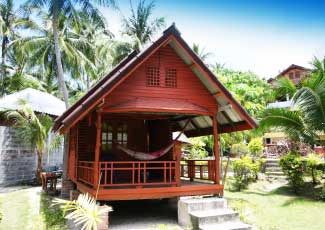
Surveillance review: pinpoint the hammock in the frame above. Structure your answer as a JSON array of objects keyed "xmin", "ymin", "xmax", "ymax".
[{"xmin": 116, "ymin": 120, "xmax": 190, "ymax": 160}]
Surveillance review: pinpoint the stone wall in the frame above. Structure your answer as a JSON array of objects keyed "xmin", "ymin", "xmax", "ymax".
[{"xmin": 0, "ymin": 126, "xmax": 64, "ymax": 187}]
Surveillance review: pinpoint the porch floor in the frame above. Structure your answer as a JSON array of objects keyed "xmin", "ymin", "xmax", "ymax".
[{"xmin": 76, "ymin": 179, "xmax": 223, "ymax": 200}]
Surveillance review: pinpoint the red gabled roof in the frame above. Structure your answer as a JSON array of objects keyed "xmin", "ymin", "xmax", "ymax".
[{"xmin": 53, "ymin": 24, "xmax": 257, "ymax": 134}]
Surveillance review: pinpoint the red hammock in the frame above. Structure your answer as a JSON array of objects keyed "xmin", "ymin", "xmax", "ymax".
[{"xmin": 116, "ymin": 120, "xmax": 190, "ymax": 160}]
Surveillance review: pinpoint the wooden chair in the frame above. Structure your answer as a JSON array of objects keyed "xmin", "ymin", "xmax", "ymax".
[{"xmin": 41, "ymin": 172, "xmax": 58, "ymax": 193}]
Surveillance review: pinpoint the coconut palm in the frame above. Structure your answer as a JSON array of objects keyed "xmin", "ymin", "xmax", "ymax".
[
  {"xmin": 0, "ymin": 0, "xmax": 36, "ymax": 96},
  {"xmin": 2, "ymin": 40, "xmax": 45, "ymax": 94},
  {"xmin": 74, "ymin": 11, "xmax": 114, "ymax": 88},
  {"xmin": 192, "ymin": 43, "xmax": 213, "ymax": 62},
  {"xmin": 20, "ymin": 10, "xmax": 98, "ymax": 95},
  {"xmin": 0, "ymin": 100, "xmax": 53, "ymax": 182},
  {"xmin": 24, "ymin": 0, "xmax": 116, "ymax": 108},
  {"xmin": 122, "ymin": 0, "xmax": 165, "ymax": 51},
  {"xmin": 259, "ymin": 57, "xmax": 325, "ymax": 146}
]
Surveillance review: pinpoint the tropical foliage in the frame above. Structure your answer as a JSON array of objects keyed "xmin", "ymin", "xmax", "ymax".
[
  {"xmin": 54, "ymin": 193, "xmax": 112, "ymax": 230},
  {"xmin": 0, "ymin": 0, "xmax": 39, "ymax": 95},
  {"xmin": 212, "ymin": 65, "xmax": 273, "ymax": 151},
  {"xmin": 122, "ymin": 0, "xmax": 165, "ymax": 51},
  {"xmin": 192, "ymin": 43, "xmax": 213, "ymax": 62}
]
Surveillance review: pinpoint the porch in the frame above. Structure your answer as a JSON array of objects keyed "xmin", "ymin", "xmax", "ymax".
[{"xmin": 76, "ymin": 159, "xmax": 223, "ymax": 200}]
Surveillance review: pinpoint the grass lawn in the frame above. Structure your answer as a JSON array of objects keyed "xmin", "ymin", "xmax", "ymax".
[
  {"xmin": 0, "ymin": 187, "xmax": 67, "ymax": 230},
  {"xmin": 225, "ymin": 179, "xmax": 325, "ymax": 230}
]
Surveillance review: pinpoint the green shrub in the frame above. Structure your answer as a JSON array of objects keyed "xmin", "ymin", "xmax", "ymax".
[
  {"xmin": 319, "ymin": 186, "xmax": 325, "ymax": 201},
  {"xmin": 231, "ymin": 143, "xmax": 249, "ymax": 156},
  {"xmin": 279, "ymin": 152, "xmax": 304, "ymax": 193},
  {"xmin": 186, "ymin": 137, "xmax": 208, "ymax": 159},
  {"xmin": 248, "ymin": 138, "xmax": 263, "ymax": 157},
  {"xmin": 306, "ymin": 154, "xmax": 323, "ymax": 184},
  {"xmin": 232, "ymin": 156, "xmax": 261, "ymax": 191}
]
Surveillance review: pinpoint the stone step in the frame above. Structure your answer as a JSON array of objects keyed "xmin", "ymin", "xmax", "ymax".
[
  {"xmin": 179, "ymin": 197, "xmax": 227, "ymax": 212},
  {"xmin": 190, "ymin": 209, "xmax": 239, "ymax": 228},
  {"xmin": 200, "ymin": 221, "xmax": 252, "ymax": 230}
]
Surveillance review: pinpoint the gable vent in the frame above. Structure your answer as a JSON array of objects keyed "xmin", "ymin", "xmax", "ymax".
[{"xmin": 146, "ymin": 67, "xmax": 160, "ymax": 87}]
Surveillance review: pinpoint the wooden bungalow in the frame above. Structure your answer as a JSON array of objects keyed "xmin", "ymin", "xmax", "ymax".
[{"xmin": 53, "ymin": 24, "xmax": 257, "ymax": 201}]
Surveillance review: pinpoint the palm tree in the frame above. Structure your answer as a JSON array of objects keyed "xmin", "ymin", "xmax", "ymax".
[
  {"xmin": 0, "ymin": 100, "xmax": 53, "ymax": 182},
  {"xmin": 20, "ymin": 10, "xmax": 101, "ymax": 96},
  {"xmin": 259, "ymin": 57, "xmax": 325, "ymax": 146},
  {"xmin": 75, "ymin": 11, "xmax": 114, "ymax": 89},
  {"xmin": 3, "ymin": 43, "xmax": 45, "ymax": 94},
  {"xmin": 25, "ymin": 0, "xmax": 116, "ymax": 108},
  {"xmin": 0, "ymin": 0, "xmax": 36, "ymax": 96},
  {"xmin": 192, "ymin": 43, "xmax": 213, "ymax": 62},
  {"xmin": 122, "ymin": 0, "xmax": 165, "ymax": 52}
]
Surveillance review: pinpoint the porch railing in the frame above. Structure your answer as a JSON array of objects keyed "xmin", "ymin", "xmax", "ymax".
[
  {"xmin": 180, "ymin": 160, "xmax": 216, "ymax": 182},
  {"xmin": 99, "ymin": 161, "xmax": 177, "ymax": 187},
  {"xmin": 77, "ymin": 160, "xmax": 177, "ymax": 187},
  {"xmin": 77, "ymin": 161, "xmax": 94, "ymax": 186}
]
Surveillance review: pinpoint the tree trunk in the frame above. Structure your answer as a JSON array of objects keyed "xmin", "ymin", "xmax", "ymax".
[
  {"xmin": 36, "ymin": 149, "xmax": 43, "ymax": 183},
  {"xmin": 52, "ymin": 4, "xmax": 69, "ymax": 108},
  {"xmin": 1, "ymin": 37, "xmax": 8, "ymax": 96}
]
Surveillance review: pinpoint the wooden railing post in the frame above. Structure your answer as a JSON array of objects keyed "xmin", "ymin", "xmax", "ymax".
[
  {"xmin": 212, "ymin": 113, "xmax": 220, "ymax": 184},
  {"xmin": 94, "ymin": 112, "xmax": 102, "ymax": 188},
  {"xmin": 188, "ymin": 160, "xmax": 195, "ymax": 181}
]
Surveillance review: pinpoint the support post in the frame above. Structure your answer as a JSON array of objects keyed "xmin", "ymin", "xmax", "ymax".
[
  {"xmin": 174, "ymin": 141, "xmax": 182, "ymax": 186},
  {"xmin": 212, "ymin": 114, "xmax": 220, "ymax": 184},
  {"xmin": 94, "ymin": 112, "xmax": 102, "ymax": 188}
]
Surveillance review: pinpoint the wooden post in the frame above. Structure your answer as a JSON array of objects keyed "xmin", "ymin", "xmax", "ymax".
[
  {"xmin": 174, "ymin": 142, "xmax": 182, "ymax": 186},
  {"xmin": 94, "ymin": 112, "xmax": 102, "ymax": 188},
  {"xmin": 212, "ymin": 114, "xmax": 220, "ymax": 184}
]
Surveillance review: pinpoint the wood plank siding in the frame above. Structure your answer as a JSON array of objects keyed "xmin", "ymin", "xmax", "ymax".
[{"xmin": 104, "ymin": 44, "xmax": 217, "ymax": 114}]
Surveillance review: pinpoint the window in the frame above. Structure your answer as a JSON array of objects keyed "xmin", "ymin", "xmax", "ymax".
[
  {"xmin": 294, "ymin": 71, "xmax": 301, "ymax": 79},
  {"xmin": 101, "ymin": 122, "xmax": 113, "ymax": 151},
  {"xmin": 165, "ymin": 69, "xmax": 177, "ymax": 88},
  {"xmin": 146, "ymin": 67, "xmax": 160, "ymax": 86},
  {"xmin": 288, "ymin": 72, "xmax": 294, "ymax": 79},
  {"xmin": 117, "ymin": 124, "xmax": 128, "ymax": 147}
]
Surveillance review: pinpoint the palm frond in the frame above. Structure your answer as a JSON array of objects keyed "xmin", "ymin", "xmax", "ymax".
[{"xmin": 53, "ymin": 193, "xmax": 113, "ymax": 230}]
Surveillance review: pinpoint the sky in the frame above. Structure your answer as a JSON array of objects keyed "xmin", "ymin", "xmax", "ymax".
[{"xmin": 99, "ymin": 0, "xmax": 325, "ymax": 79}]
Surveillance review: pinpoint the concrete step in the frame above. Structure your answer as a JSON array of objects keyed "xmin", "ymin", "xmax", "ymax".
[
  {"xmin": 265, "ymin": 162, "xmax": 280, "ymax": 167},
  {"xmin": 190, "ymin": 209, "xmax": 239, "ymax": 228},
  {"xmin": 200, "ymin": 221, "xmax": 252, "ymax": 230},
  {"xmin": 179, "ymin": 197, "xmax": 227, "ymax": 212},
  {"xmin": 265, "ymin": 159, "xmax": 280, "ymax": 162},
  {"xmin": 265, "ymin": 171, "xmax": 284, "ymax": 176},
  {"xmin": 265, "ymin": 167, "xmax": 282, "ymax": 172}
]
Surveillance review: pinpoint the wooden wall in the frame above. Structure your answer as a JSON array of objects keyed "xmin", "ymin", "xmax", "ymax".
[
  {"xmin": 68, "ymin": 126, "xmax": 77, "ymax": 181},
  {"xmin": 105, "ymin": 44, "xmax": 216, "ymax": 112},
  {"xmin": 100, "ymin": 115, "xmax": 173, "ymax": 161}
]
